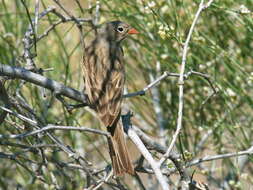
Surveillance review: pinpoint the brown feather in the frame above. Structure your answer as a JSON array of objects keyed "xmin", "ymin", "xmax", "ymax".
[{"xmin": 82, "ymin": 21, "xmax": 135, "ymax": 176}]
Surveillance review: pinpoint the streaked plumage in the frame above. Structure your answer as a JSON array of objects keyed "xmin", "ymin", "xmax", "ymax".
[{"xmin": 82, "ymin": 21, "xmax": 138, "ymax": 176}]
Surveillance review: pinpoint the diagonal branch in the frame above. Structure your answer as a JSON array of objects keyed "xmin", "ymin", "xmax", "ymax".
[
  {"xmin": 124, "ymin": 71, "xmax": 180, "ymax": 98},
  {"xmin": 122, "ymin": 112, "xmax": 169, "ymax": 190},
  {"xmin": 0, "ymin": 63, "xmax": 88, "ymax": 104}
]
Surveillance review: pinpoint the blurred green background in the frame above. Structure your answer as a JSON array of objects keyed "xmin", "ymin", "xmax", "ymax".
[{"xmin": 0, "ymin": 0, "xmax": 253, "ymax": 189}]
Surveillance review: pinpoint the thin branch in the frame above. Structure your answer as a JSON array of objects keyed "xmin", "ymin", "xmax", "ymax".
[
  {"xmin": 86, "ymin": 170, "xmax": 113, "ymax": 190},
  {"xmin": 124, "ymin": 70, "xmax": 216, "ymax": 100},
  {"xmin": 0, "ymin": 106, "xmax": 38, "ymax": 126},
  {"xmin": 94, "ymin": 0, "xmax": 100, "ymax": 25},
  {"xmin": 52, "ymin": 0, "xmax": 88, "ymax": 31},
  {"xmin": 34, "ymin": 0, "xmax": 39, "ymax": 53},
  {"xmin": 188, "ymin": 145, "xmax": 253, "ymax": 167},
  {"xmin": 0, "ymin": 104, "xmax": 104, "ymax": 165},
  {"xmin": 37, "ymin": 17, "xmax": 91, "ymax": 43},
  {"xmin": 0, "ymin": 141, "xmax": 58, "ymax": 149},
  {"xmin": 129, "ymin": 129, "xmax": 169, "ymax": 189},
  {"xmin": 22, "ymin": 6, "xmax": 56, "ymax": 70},
  {"xmin": 52, "ymin": 0, "xmax": 75, "ymax": 19},
  {"xmin": 21, "ymin": 0, "xmax": 37, "ymax": 70},
  {"xmin": 0, "ymin": 124, "xmax": 109, "ymax": 139},
  {"xmin": 74, "ymin": 0, "xmax": 85, "ymax": 14},
  {"xmin": 159, "ymin": 0, "xmax": 213, "ymax": 167},
  {"xmin": 0, "ymin": 79, "xmax": 10, "ymax": 124},
  {"xmin": 132, "ymin": 126, "xmax": 167, "ymax": 154},
  {"xmin": 37, "ymin": 19, "xmax": 62, "ymax": 42},
  {"xmin": 204, "ymin": 0, "xmax": 215, "ymax": 8},
  {"xmin": 29, "ymin": 6, "xmax": 91, "ymax": 61},
  {"xmin": 21, "ymin": 3, "xmax": 91, "ymax": 72},
  {"xmin": 186, "ymin": 70, "xmax": 217, "ymax": 107},
  {"xmin": 124, "ymin": 71, "xmax": 180, "ymax": 98},
  {"xmin": 134, "ymin": 166, "xmax": 173, "ymax": 175}
]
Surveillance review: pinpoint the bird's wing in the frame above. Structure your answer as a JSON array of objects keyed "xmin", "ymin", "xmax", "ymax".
[{"xmin": 83, "ymin": 39, "xmax": 125, "ymax": 127}]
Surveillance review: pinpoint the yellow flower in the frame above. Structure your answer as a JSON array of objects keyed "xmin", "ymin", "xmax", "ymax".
[{"xmin": 158, "ymin": 30, "xmax": 166, "ymax": 39}]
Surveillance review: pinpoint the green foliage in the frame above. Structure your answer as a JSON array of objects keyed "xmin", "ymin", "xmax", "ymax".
[{"xmin": 0, "ymin": 0, "xmax": 253, "ymax": 189}]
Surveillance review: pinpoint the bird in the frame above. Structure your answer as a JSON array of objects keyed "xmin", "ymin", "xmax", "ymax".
[{"xmin": 82, "ymin": 20, "xmax": 139, "ymax": 176}]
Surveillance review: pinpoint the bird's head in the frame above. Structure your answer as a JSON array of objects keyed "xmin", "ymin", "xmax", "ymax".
[{"xmin": 100, "ymin": 20, "xmax": 139, "ymax": 43}]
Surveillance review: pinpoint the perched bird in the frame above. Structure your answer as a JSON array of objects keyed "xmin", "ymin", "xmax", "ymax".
[{"xmin": 82, "ymin": 21, "xmax": 138, "ymax": 176}]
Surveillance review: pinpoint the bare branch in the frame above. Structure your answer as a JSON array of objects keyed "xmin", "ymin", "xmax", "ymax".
[
  {"xmin": 159, "ymin": 0, "xmax": 214, "ymax": 167},
  {"xmin": 185, "ymin": 70, "xmax": 217, "ymax": 107},
  {"xmin": 34, "ymin": 0, "xmax": 39, "ymax": 53},
  {"xmin": 86, "ymin": 170, "xmax": 113, "ymax": 190},
  {"xmin": 22, "ymin": 6, "xmax": 56, "ymax": 70},
  {"xmin": 0, "ymin": 79, "xmax": 10, "ymax": 124},
  {"xmin": 94, "ymin": 0, "xmax": 100, "ymax": 25},
  {"xmin": 0, "ymin": 124, "xmax": 109, "ymax": 139},
  {"xmin": 124, "ymin": 70, "xmax": 216, "ymax": 101},
  {"xmin": 132, "ymin": 125, "xmax": 188, "ymax": 181},
  {"xmin": 188, "ymin": 145, "xmax": 253, "ymax": 167},
  {"xmin": 122, "ymin": 113, "xmax": 169, "ymax": 190},
  {"xmin": 51, "ymin": 0, "xmax": 89, "ymax": 49},
  {"xmin": 124, "ymin": 71, "xmax": 180, "ymax": 98},
  {"xmin": 21, "ymin": 0, "xmax": 37, "ymax": 70},
  {"xmin": 0, "ymin": 63, "xmax": 88, "ymax": 104},
  {"xmin": 74, "ymin": 0, "xmax": 85, "ymax": 14},
  {"xmin": 37, "ymin": 17, "xmax": 91, "ymax": 43},
  {"xmin": 0, "ymin": 106, "xmax": 38, "ymax": 126}
]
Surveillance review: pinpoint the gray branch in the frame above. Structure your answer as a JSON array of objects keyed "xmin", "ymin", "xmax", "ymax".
[
  {"xmin": 0, "ymin": 125, "xmax": 108, "ymax": 139},
  {"xmin": 0, "ymin": 63, "xmax": 88, "ymax": 104},
  {"xmin": 122, "ymin": 113, "xmax": 169, "ymax": 190}
]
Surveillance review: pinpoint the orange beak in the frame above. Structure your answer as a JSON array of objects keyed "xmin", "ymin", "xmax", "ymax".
[{"xmin": 128, "ymin": 28, "xmax": 139, "ymax": 34}]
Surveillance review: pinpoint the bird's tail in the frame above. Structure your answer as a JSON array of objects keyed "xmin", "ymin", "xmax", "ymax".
[{"xmin": 107, "ymin": 122, "xmax": 134, "ymax": 176}]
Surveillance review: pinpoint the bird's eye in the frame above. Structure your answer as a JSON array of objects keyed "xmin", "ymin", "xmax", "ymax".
[{"xmin": 117, "ymin": 26, "xmax": 124, "ymax": 33}]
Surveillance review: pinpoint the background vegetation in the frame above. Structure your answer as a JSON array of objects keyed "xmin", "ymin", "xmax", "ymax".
[{"xmin": 0, "ymin": 0, "xmax": 253, "ymax": 189}]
